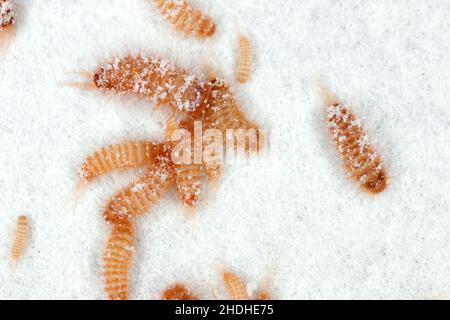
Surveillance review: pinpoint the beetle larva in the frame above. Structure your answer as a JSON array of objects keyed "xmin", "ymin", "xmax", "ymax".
[
  {"xmin": 154, "ymin": 0, "xmax": 216, "ymax": 38},
  {"xmin": 174, "ymin": 162, "xmax": 202, "ymax": 207},
  {"xmin": 11, "ymin": 215, "xmax": 28, "ymax": 262},
  {"xmin": 162, "ymin": 283, "xmax": 198, "ymax": 300},
  {"xmin": 103, "ymin": 145, "xmax": 174, "ymax": 225},
  {"xmin": 327, "ymin": 102, "xmax": 389, "ymax": 193},
  {"xmin": 79, "ymin": 140, "xmax": 161, "ymax": 184},
  {"xmin": 223, "ymin": 272, "xmax": 249, "ymax": 300},
  {"xmin": 92, "ymin": 54, "xmax": 213, "ymax": 117},
  {"xmin": 236, "ymin": 36, "xmax": 252, "ymax": 83},
  {"xmin": 103, "ymin": 220, "xmax": 134, "ymax": 300}
]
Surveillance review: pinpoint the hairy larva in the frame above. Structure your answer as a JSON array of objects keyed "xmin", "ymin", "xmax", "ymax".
[
  {"xmin": 78, "ymin": 140, "xmax": 161, "ymax": 184},
  {"xmin": 103, "ymin": 220, "xmax": 134, "ymax": 300},
  {"xmin": 11, "ymin": 215, "xmax": 28, "ymax": 262},
  {"xmin": 326, "ymin": 100, "xmax": 389, "ymax": 193},
  {"xmin": 92, "ymin": 54, "xmax": 213, "ymax": 117},
  {"xmin": 103, "ymin": 145, "xmax": 174, "ymax": 225},
  {"xmin": 223, "ymin": 272, "xmax": 249, "ymax": 300},
  {"xmin": 236, "ymin": 36, "xmax": 253, "ymax": 83},
  {"xmin": 154, "ymin": 0, "xmax": 216, "ymax": 38},
  {"xmin": 162, "ymin": 283, "xmax": 198, "ymax": 300}
]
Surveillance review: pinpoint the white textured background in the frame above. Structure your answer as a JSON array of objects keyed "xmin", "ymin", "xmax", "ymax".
[{"xmin": 0, "ymin": 0, "xmax": 449, "ymax": 300}]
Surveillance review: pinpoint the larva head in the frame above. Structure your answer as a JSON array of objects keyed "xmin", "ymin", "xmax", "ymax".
[
  {"xmin": 362, "ymin": 171, "xmax": 389, "ymax": 194},
  {"xmin": 162, "ymin": 284, "xmax": 198, "ymax": 300},
  {"xmin": 0, "ymin": 0, "xmax": 15, "ymax": 30}
]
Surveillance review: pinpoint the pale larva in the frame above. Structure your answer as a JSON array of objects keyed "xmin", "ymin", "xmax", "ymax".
[
  {"xmin": 223, "ymin": 272, "xmax": 249, "ymax": 300},
  {"xmin": 236, "ymin": 36, "xmax": 253, "ymax": 83},
  {"xmin": 11, "ymin": 215, "xmax": 28, "ymax": 262}
]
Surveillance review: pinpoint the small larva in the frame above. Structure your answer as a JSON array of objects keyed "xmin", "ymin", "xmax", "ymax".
[
  {"xmin": 11, "ymin": 215, "xmax": 28, "ymax": 262},
  {"xmin": 154, "ymin": 0, "xmax": 216, "ymax": 38},
  {"xmin": 174, "ymin": 163, "xmax": 202, "ymax": 207},
  {"xmin": 92, "ymin": 54, "xmax": 213, "ymax": 117},
  {"xmin": 326, "ymin": 100, "xmax": 389, "ymax": 193},
  {"xmin": 223, "ymin": 272, "xmax": 249, "ymax": 300},
  {"xmin": 236, "ymin": 36, "xmax": 253, "ymax": 83},
  {"xmin": 103, "ymin": 146, "xmax": 174, "ymax": 225},
  {"xmin": 103, "ymin": 220, "xmax": 134, "ymax": 300},
  {"xmin": 162, "ymin": 283, "xmax": 198, "ymax": 300}
]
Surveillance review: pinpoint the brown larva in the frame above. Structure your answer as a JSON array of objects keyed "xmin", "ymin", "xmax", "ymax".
[
  {"xmin": 223, "ymin": 272, "xmax": 249, "ymax": 300},
  {"xmin": 162, "ymin": 283, "xmax": 198, "ymax": 300},
  {"xmin": 325, "ymin": 95, "xmax": 389, "ymax": 193},
  {"xmin": 236, "ymin": 36, "xmax": 253, "ymax": 83},
  {"xmin": 78, "ymin": 140, "xmax": 161, "ymax": 185},
  {"xmin": 154, "ymin": 0, "xmax": 216, "ymax": 38},
  {"xmin": 11, "ymin": 215, "xmax": 28, "ymax": 262},
  {"xmin": 103, "ymin": 220, "xmax": 134, "ymax": 300},
  {"xmin": 103, "ymin": 145, "xmax": 175, "ymax": 225}
]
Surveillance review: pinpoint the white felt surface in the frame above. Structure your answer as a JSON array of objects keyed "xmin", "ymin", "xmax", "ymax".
[{"xmin": 0, "ymin": 0, "xmax": 449, "ymax": 300}]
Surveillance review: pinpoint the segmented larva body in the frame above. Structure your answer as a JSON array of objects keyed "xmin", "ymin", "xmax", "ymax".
[
  {"xmin": 103, "ymin": 145, "xmax": 174, "ymax": 225},
  {"xmin": 175, "ymin": 163, "xmax": 202, "ymax": 207},
  {"xmin": 162, "ymin": 283, "xmax": 198, "ymax": 300},
  {"xmin": 11, "ymin": 215, "xmax": 28, "ymax": 262},
  {"xmin": 223, "ymin": 272, "xmax": 249, "ymax": 300},
  {"xmin": 103, "ymin": 220, "xmax": 134, "ymax": 300},
  {"xmin": 79, "ymin": 140, "xmax": 160, "ymax": 184},
  {"xmin": 154, "ymin": 0, "xmax": 216, "ymax": 38},
  {"xmin": 327, "ymin": 103, "xmax": 388, "ymax": 193},
  {"xmin": 0, "ymin": 0, "xmax": 14, "ymax": 30},
  {"xmin": 236, "ymin": 36, "xmax": 253, "ymax": 83},
  {"xmin": 93, "ymin": 54, "xmax": 212, "ymax": 117}
]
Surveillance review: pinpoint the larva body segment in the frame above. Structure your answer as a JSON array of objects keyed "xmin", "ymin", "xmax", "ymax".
[
  {"xmin": 175, "ymin": 162, "xmax": 202, "ymax": 207},
  {"xmin": 223, "ymin": 272, "xmax": 249, "ymax": 300},
  {"xmin": 11, "ymin": 215, "xmax": 28, "ymax": 262},
  {"xmin": 162, "ymin": 283, "xmax": 198, "ymax": 300},
  {"xmin": 93, "ymin": 54, "xmax": 212, "ymax": 117},
  {"xmin": 154, "ymin": 0, "xmax": 216, "ymax": 38},
  {"xmin": 236, "ymin": 36, "xmax": 253, "ymax": 83},
  {"xmin": 103, "ymin": 220, "xmax": 134, "ymax": 300},
  {"xmin": 103, "ymin": 145, "xmax": 174, "ymax": 225},
  {"xmin": 79, "ymin": 140, "xmax": 161, "ymax": 184},
  {"xmin": 327, "ymin": 103, "xmax": 389, "ymax": 193},
  {"xmin": 0, "ymin": 0, "xmax": 14, "ymax": 30}
]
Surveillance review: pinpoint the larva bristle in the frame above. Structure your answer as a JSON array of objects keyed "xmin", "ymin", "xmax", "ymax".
[
  {"xmin": 78, "ymin": 140, "xmax": 160, "ymax": 184},
  {"xmin": 11, "ymin": 215, "xmax": 28, "ymax": 262},
  {"xmin": 103, "ymin": 145, "xmax": 174, "ymax": 224},
  {"xmin": 327, "ymin": 103, "xmax": 389, "ymax": 193},
  {"xmin": 92, "ymin": 54, "xmax": 211, "ymax": 116},
  {"xmin": 103, "ymin": 220, "xmax": 134, "ymax": 300},
  {"xmin": 236, "ymin": 36, "xmax": 253, "ymax": 83},
  {"xmin": 162, "ymin": 283, "xmax": 198, "ymax": 300},
  {"xmin": 154, "ymin": 0, "xmax": 216, "ymax": 38},
  {"xmin": 0, "ymin": 0, "xmax": 15, "ymax": 30},
  {"xmin": 175, "ymin": 162, "xmax": 202, "ymax": 207},
  {"xmin": 223, "ymin": 272, "xmax": 249, "ymax": 300}
]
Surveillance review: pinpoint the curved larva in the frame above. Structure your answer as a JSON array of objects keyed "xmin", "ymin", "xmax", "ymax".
[
  {"xmin": 236, "ymin": 36, "xmax": 253, "ymax": 83},
  {"xmin": 79, "ymin": 140, "xmax": 160, "ymax": 184},
  {"xmin": 154, "ymin": 0, "xmax": 216, "ymax": 38},
  {"xmin": 223, "ymin": 272, "xmax": 249, "ymax": 300},
  {"xmin": 162, "ymin": 283, "xmax": 198, "ymax": 300},
  {"xmin": 103, "ymin": 149, "xmax": 174, "ymax": 224},
  {"xmin": 11, "ymin": 215, "xmax": 28, "ymax": 262},
  {"xmin": 174, "ymin": 163, "xmax": 202, "ymax": 207},
  {"xmin": 103, "ymin": 220, "xmax": 134, "ymax": 300},
  {"xmin": 327, "ymin": 103, "xmax": 389, "ymax": 193},
  {"xmin": 93, "ymin": 54, "xmax": 212, "ymax": 116},
  {"xmin": 0, "ymin": 0, "xmax": 14, "ymax": 30}
]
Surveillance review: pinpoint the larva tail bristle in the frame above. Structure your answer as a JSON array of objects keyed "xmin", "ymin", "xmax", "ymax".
[
  {"xmin": 0, "ymin": 24, "xmax": 14, "ymax": 59},
  {"xmin": 103, "ymin": 220, "xmax": 134, "ymax": 300},
  {"xmin": 317, "ymin": 82, "xmax": 340, "ymax": 107},
  {"xmin": 162, "ymin": 283, "xmax": 198, "ymax": 300},
  {"xmin": 58, "ymin": 80, "xmax": 97, "ymax": 91},
  {"xmin": 11, "ymin": 215, "xmax": 29, "ymax": 263},
  {"xmin": 222, "ymin": 271, "xmax": 249, "ymax": 300}
]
